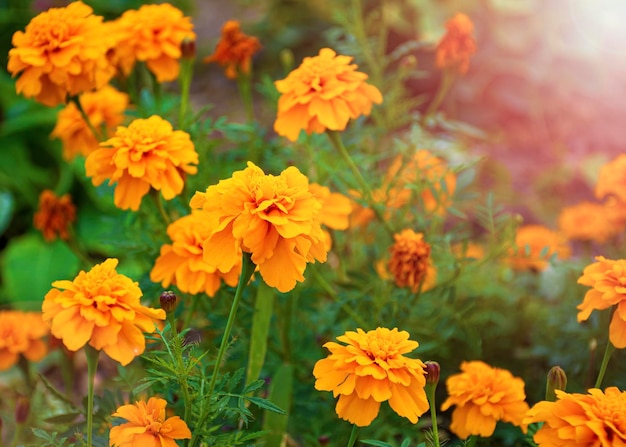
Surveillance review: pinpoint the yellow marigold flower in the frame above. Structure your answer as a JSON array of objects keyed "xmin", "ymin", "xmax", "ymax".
[
  {"xmin": 0, "ymin": 311, "xmax": 48, "ymax": 371},
  {"xmin": 109, "ymin": 396, "xmax": 191, "ymax": 447},
  {"xmin": 7, "ymin": 1, "xmax": 115, "ymax": 107},
  {"xmin": 203, "ymin": 20, "xmax": 261, "ymax": 79},
  {"xmin": 596, "ymin": 154, "xmax": 626, "ymax": 204},
  {"xmin": 190, "ymin": 162, "xmax": 327, "ymax": 293},
  {"xmin": 85, "ymin": 115, "xmax": 199, "ymax": 211},
  {"xmin": 109, "ymin": 3, "xmax": 196, "ymax": 83},
  {"xmin": 51, "ymin": 85, "xmax": 129, "ymax": 161},
  {"xmin": 33, "ymin": 189, "xmax": 76, "ymax": 242},
  {"xmin": 42, "ymin": 258, "xmax": 166, "ymax": 366},
  {"xmin": 309, "ymin": 183, "xmax": 352, "ymax": 231},
  {"xmin": 507, "ymin": 224, "xmax": 571, "ymax": 272},
  {"xmin": 558, "ymin": 201, "xmax": 624, "ymax": 244},
  {"xmin": 441, "ymin": 360, "xmax": 530, "ymax": 439},
  {"xmin": 577, "ymin": 256, "xmax": 626, "ymax": 348},
  {"xmin": 274, "ymin": 48, "xmax": 383, "ymax": 142},
  {"xmin": 313, "ymin": 327, "xmax": 429, "ymax": 427},
  {"xmin": 523, "ymin": 387, "xmax": 626, "ymax": 447},
  {"xmin": 150, "ymin": 211, "xmax": 242, "ymax": 297},
  {"xmin": 387, "ymin": 229, "xmax": 437, "ymax": 293},
  {"xmin": 436, "ymin": 13, "xmax": 477, "ymax": 75}
]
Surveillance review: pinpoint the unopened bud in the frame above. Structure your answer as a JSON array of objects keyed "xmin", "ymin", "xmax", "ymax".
[
  {"xmin": 159, "ymin": 290, "xmax": 178, "ymax": 313},
  {"xmin": 181, "ymin": 37, "xmax": 196, "ymax": 60},
  {"xmin": 545, "ymin": 366, "xmax": 567, "ymax": 402},
  {"xmin": 15, "ymin": 395, "xmax": 29, "ymax": 424},
  {"xmin": 424, "ymin": 361, "xmax": 440, "ymax": 385},
  {"xmin": 318, "ymin": 435, "xmax": 330, "ymax": 446},
  {"xmin": 280, "ymin": 48, "xmax": 295, "ymax": 73}
]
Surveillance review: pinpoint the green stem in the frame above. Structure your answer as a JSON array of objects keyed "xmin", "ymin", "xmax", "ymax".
[
  {"xmin": 310, "ymin": 267, "xmax": 368, "ymax": 329},
  {"xmin": 346, "ymin": 424, "xmax": 359, "ymax": 447},
  {"xmin": 151, "ymin": 190, "xmax": 172, "ymax": 225},
  {"xmin": 70, "ymin": 95, "xmax": 102, "ymax": 142},
  {"xmin": 166, "ymin": 312, "xmax": 193, "ymax": 445},
  {"xmin": 425, "ymin": 383, "xmax": 441, "ymax": 447},
  {"xmin": 326, "ymin": 130, "xmax": 395, "ymax": 236},
  {"xmin": 85, "ymin": 345, "xmax": 100, "ymax": 447},
  {"xmin": 237, "ymin": 72, "xmax": 259, "ymax": 164},
  {"xmin": 190, "ymin": 253, "xmax": 256, "ymax": 447},
  {"xmin": 594, "ymin": 340, "xmax": 615, "ymax": 388},
  {"xmin": 179, "ymin": 58, "xmax": 194, "ymax": 131},
  {"xmin": 423, "ymin": 69, "xmax": 456, "ymax": 123}
]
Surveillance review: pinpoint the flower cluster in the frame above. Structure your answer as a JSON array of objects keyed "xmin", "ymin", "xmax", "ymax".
[
  {"xmin": 313, "ymin": 327, "xmax": 429, "ymax": 427},
  {"xmin": 507, "ymin": 224, "xmax": 571, "ymax": 271},
  {"xmin": 204, "ymin": 20, "xmax": 261, "ymax": 79},
  {"xmin": 33, "ymin": 189, "xmax": 76, "ymax": 242},
  {"xmin": 42, "ymin": 258, "xmax": 166, "ymax": 365},
  {"xmin": 0, "ymin": 311, "xmax": 48, "ymax": 371},
  {"xmin": 190, "ymin": 162, "xmax": 327, "ymax": 293}
]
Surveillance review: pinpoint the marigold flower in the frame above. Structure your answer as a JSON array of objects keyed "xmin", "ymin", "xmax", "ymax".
[
  {"xmin": 441, "ymin": 360, "xmax": 530, "ymax": 439},
  {"xmin": 274, "ymin": 48, "xmax": 383, "ymax": 142},
  {"xmin": 523, "ymin": 387, "xmax": 626, "ymax": 447},
  {"xmin": 313, "ymin": 327, "xmax": 429, "ymax": 427},
  {"xmin": 558, "ymin": 201, "xmax": 624, "ymax": 244},
  {"xmin": 436, "ymin": 13, "xmax": 477, "ymax": 75},
  {"xmin": 190, "ymin": 162, "xmax": 327, "ymax": 293},
  {"xmin": 42, "ymin": 258, "xmax": 166, "ymax": 366},
  {"xmin": 7, "ymin": 1, "xmax": 115, "ymax": 107},
  {"xmin": 85, "ymin": 115, "xmax": 198, "ymax": 211},
  {"xmin": 204, "ymin": 20, "xmax": 261, "ymax": 79},
  {"xmin": 109, "ymin": 396, "xmax": 191, "ymax": 447},
  {"xmin": 507, "ymin": 224, "xmax": 571, "ymax": 271},
  {"xmin": 309, "ymin": 183, "xmax": 352, "ymax": 230},
  {"xmin": 109, "ymin": 3, "xmax": 196, "ymax": 83},
  {"xmin": 387, "ymin": 229, "xmax": 437, "ymax": 293},
  {"xmin": 33, "ymin": 189, "xmax": 76, "ymax": 242},
  {"xmin": 0, "ymin": 311, "xmax": 48, "ymax": 371},
  {"xmin": 51, "ymin": 85, "xmax": 129, "ymax": 161},
  {"xmin": 596, "ymin": 154, "xmax": 626, "ymax": 203},
  {"xmin": 577, "ymin": 256, "xmax": 626, "ymax": 348},
  {"xmin": 150, "ymin": 211, "xmax": 242, "ymax": 297}
]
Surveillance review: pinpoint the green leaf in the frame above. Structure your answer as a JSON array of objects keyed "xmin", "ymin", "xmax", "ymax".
[
  {"xmin": 245, "ymin": 282, "xmax": 275, "ymax": 386},
  {"xmin": 0, "ymin": 189, "xmax": 14, "ymax": 236},
  {"xmin": 361, "ymin": 441, "xmax": 394, "ymax": 447},
  {"xmin": 246, "ymin": 396, "xmax": 286, "ymax": 415},
  {"xmin": 261, "ymin": 363, "xmax": 293, "ymax": 447}
]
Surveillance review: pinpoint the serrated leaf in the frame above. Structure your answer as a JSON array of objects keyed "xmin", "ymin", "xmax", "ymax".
[
  {"xmin": 361, "ymin": 440, "xmax": 394, "ymax": 447},
  {"xmin": 246, "ymin": 396, "xmax": 286, "ymax": 415}
]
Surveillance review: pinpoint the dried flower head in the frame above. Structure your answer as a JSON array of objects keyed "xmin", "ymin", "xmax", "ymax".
[
  {"xmin": 7, "ymin": 1, "xmax": 115, "ymax": 106},
  {"xmin": 51, "ymin": 85, "xmax": 129, "ymax": 161},
  {"xmin": 204, "ymin": 20, "xmax": 261, "ymax": 79},
  {"xmin": 42, "ymin": 258, "xmax": 166, "ymax": 365},
  {"xmin": 190, "ymin": 162, "xmax": 327, "ymax": 293},
  {"xmin": 387, "ymin": 229, "xmax": 437, "ymax": 293},
  {"xmin": 577, "ymin": 256, "xmax": 626, "ymax": 348},
  {"xmin": 436, "ymin": 13, "xmax": 477, "ymax": 75},
  {"xmin": 85, "ymin": 115, "xmax": 198, "ymax": 211},
  {"xmin": 0, "ymin": 311, "xmax": 48, "ymax": 371},
  {"xmin": 274, "ymin": 48, "xmax": 383, "ymax": 141},
  {"xmin": 524, "ymin": 387, "xmax": 626, "ymax": 447},
  {"xmin": 313, "ymin": 327, "xmax": 429, "ymax": 427},
  {"xmin": 150, "ymin": 211, "xmax": 242, "ymax": 297},
  {"xmin": 108, "ymin": 3, "xmax": 195, "ymax": 82},
  {"xmin": 33, "ymin": 189, "xmax": 76, "ymax": 242},
  {"xmin": 109, "ymin": 397, "xmax": 191, "ymax": 447},
  {"xmin": 558, "ymin": 201, "xmax": 624, "ymax": 244},
  {"xmin": 441, "ymin": 360, "xmax": 530, "ymax": 439},
  {"xmin": 507, "ymin": 224, "xmax": 571, "ymax": 271}
]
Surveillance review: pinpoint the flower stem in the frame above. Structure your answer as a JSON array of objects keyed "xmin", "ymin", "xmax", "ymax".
[
  {"xmin": 346, "ymin": 425, "xmax": 359, "ymax": 447},
  {"xmin": 326, "ymin": 130, "xmax": 395, "ymax": 236},
  {"xmin": 179, "ymin": 57, "xmax": 194, "ymax": 131},
  {"xmin": 69, "ymin": 95, "xmax": 102, "ymax": 142},
  {"xmin": 594, "ymin": 340, "xmax": 615, "ymax": 388},
  {"xmin": 85, "ymin": 345, "xmax": 100, "ymax": 447},
  {"xmin": 425, "ymin": 383, "xmax": 441, "ymax": 447},
  {"xmin": 423, "ymin": 69, "xmax": 456, "ymax": 123}
]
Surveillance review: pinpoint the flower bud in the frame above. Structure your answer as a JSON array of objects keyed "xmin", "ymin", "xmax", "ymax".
[
  {"xmin": 545, "ymin": 365, "xmax": 567, "ymax": 402},
  {"xmin": 15, "ymin": 395, "xmax": 30, "ymax": 424},
  {"xmin": 159, "ymin": 290, "xmax": 178, "ymax": 313},
  {"xmin": 318, "ymin": 435, "xmax": 330, "ymax": 446},
  {"xmin": 181, "ymin": 37, "xmax": 196, "ymax": 60},
  {"xmin": 424, "ymin": 361, "xmax": 440, "ymax": 385}
]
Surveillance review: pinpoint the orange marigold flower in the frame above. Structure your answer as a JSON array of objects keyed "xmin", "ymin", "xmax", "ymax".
[
  {"xmin": 33, "ymin": 189, "xmax": 76, "ymax": 242},
  {"xmin": 577, "ymin": 256, "xmax": 626, "ymax": 349},
  {"xmin": 313, "ymin": 327, "xmax": 429, "ymax": 427},
  {"xmin": 596, "ymin": 154, "xmax": 626, "ymax": 204},
  {"xmin": 7, "ymin": 1, "xmax": 115, "ymax": 107},
  {"xmin": 42, "ymin": 258, "xmax": 166, "ymax": 366},
  {"xmin": 109, "ymin": 3, "xmax": 196, "ymax": 83},
  {"xmin": 441, "ymin": 360, "xmax": 530, "ymax": 439},
  {"xmin": 85, "ymin": 115, "xmax": 199, "ymax": 211},
  {"xmin": 452, "ymin": 242, "xmax": 485, "ymax": 262},
  {"xmin": 150, "ymin": 211, "xmax": 242, "ymax": 297},
  {"xmin": 190, "ymin": 162, "xmax": 327, "ymax": 293},
  {"xmin": 387, "ymin": 229, "xmax": 437, "ymax": 293},
  {"xmin": 274, "ymin": 48, "xmax": 383, "ymax": 142},
  {"xmin": 309, "ymin": 183, "xmax": 352, "ymax": 231},
  {"xmin": 203, "ymin": 20, "xmax": 261, "ymax": 79},
  {"xmin": 109, "ymin": 396, "xmax": 191, "ymax": 447},
  {"xmin": 507, "ymin": 224, "xmax": 571, "ymax": 271},
  {"xmin": 436, "ymin": 13, "xmax": 477, "ymax": 75},
  {"xmin": 523, "ymin": 387, "xmax": 626, "ymax": 447},
  {"xmin": 0, "ymin": 311, "xmax": 48, "ymax": 371},
  {"xmin": 558, "ymin": 201, "xmax": 624, "ymax": 244},
  {"xmin": 51, "ymin": 85, "xmax": 129, "ymax": 161}
]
